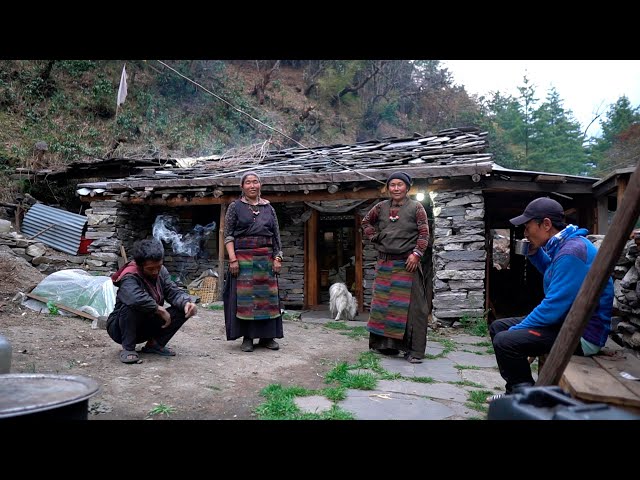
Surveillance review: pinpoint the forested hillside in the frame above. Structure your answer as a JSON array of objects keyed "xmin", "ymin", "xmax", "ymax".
[{"xmin": 0, "ymin": 60, "xmax": 638, "ymax": 202}]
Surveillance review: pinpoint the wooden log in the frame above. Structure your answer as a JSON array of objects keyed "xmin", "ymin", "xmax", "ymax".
[
  {"xmin": 537, "ymin": 164, "xmax": 640, "ymax": 386},
  {"xmin": 25, "ymin": 292, "xmax": 98, "ymax": 321},
  {"xmin": 28, "ymin": 224, "xmax": 55, "ymax": 240}
]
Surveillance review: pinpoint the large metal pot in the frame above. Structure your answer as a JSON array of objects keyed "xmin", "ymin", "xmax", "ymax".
[{"xmin": 0, "ymin": 374, "xmax": 100, "ymax": 421}]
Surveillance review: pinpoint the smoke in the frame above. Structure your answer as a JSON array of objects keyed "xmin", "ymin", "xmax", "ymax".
[{"xmin": 152, "ymin": 214, "xmax": 217, "ymax": 257}]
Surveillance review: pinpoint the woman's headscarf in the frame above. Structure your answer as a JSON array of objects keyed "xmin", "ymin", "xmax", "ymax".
[
  {"xmin": 240, "ymin": 171, "xmax": 261, "ymax": 187},
  {"xmin": 386, "ymin": 171, "xmax": 412, "ymax": 188}
]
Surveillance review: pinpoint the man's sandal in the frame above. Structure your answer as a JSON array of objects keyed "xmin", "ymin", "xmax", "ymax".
[{"xmin": 120, "ymin": 350, "xmax": 140, "ymax": 364}]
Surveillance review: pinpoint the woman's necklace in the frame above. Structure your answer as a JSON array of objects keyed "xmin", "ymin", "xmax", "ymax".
[
  {"xmin": 389, "ymin": 202, "xmax": 402, "ymax": 222},
  {"xmin": 246, "ymin": 200, "xmax": 260, "ymax": 216}
]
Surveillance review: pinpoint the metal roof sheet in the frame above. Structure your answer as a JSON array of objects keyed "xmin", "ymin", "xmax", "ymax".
[{"xmin": 21, "ymin": 203, "xmax": 88, "ymax": 255}]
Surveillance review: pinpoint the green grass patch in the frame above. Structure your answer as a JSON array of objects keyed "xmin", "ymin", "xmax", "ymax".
[
  {"xmin": 459, "ymin": 313, "xmax": 490, "ymax": 337},
  {"xmin": 455, "ymin": 364, "xmax": 482, "ymax": 371},
  {"xmin": 323, "ymin": 322, "xmax": 368, "ymax": 339},
  {"xmin": 147, "ymin": 403, "xmax": 176, "ymax": 418},
  {"xmin": 408, "ymin": 376, "xmax": 435, "ymax": 384},
  {"xmin": 254, "ymin": 384, "xmax": 353, "ymax": 420},
  {"xmin": 464, "ymin": 389, "xmax": 494, "ymax": 414},
  {"xmin": 207, "ymin": 304, "xmax": 224, "ymax": 310},
  {"xmin": 325, "ymin": 361, "xmax": 377, "ymax": 390},
  {"xmin": 451, "ymin": 380, "xmax": 484, "ymax": 388}
]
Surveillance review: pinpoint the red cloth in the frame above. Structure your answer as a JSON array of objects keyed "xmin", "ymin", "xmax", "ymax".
[{"xmin": 111, "ymin": 261, "xmax": 164, "ymax": 306}]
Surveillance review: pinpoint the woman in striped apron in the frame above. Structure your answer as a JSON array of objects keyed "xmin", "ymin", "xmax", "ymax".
[
  {"xmin": 361, "ymin": 171, "xmax": 431, "ymax": 363},
  {"xmin": 223, "ymin": 172, "xmax": 284, "ymax": 352}
]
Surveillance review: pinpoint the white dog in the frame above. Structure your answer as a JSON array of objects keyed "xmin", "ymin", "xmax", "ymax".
[{"xmin": 329, "ymin": 282, "xmax": 358, "ymax": 321}]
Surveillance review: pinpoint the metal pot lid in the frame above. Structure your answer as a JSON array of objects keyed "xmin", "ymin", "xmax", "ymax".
[{"xmin": 0, "ymin": 374, "xmax": 100, "ymax": 418}]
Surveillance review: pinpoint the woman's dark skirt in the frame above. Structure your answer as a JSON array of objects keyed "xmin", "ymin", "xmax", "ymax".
[
  {"xmin": 223, "ymin": 269, "xmax": 283, "ymax": 341},
  {"xmin": 369, "ymin": 258, "xmax": 431, "ymax": 359}
]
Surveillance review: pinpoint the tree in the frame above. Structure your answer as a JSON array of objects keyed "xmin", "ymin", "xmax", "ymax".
[
  {"xmin": 528, "ymin": 88, "xmax": 588, "ymax": 175},
  {"xmin": 591, "ymin": 96, "xmax": 640, "ymax": 175}
]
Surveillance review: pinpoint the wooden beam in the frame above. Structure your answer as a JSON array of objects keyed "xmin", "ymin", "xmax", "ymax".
[
  {"xmin": 218, "ymin": 203, "xmax": 226, "ymax": 300},
  {"xmin": 25, "ymin": 293, "xmax": 98, "ymax": 321},
  {"xmin": 537, "ymin": 164, "xmax": 640, "ymax": 386},
  {"xmin": 77, "ymin": 162, "xmax": 495, "ymax": 191},
  {"xmin": 482, "ymin": 180, "xmax": 594, "ymax": 195},
  {"xmin": 113, "ymin": 188, "xmax": 387, "ymax": 206},
  {"xmin": 596, "ymin": 196, "xmax": 609, "ymax": 235},
  {"xmin": 354, "ymin": 213, "xmax": 364, "ymax": 313},
  {"xmin": 616, "ymin": 175, "xmax": 628, "ymax": 207},
  {"xmin": 304, "ymin": 209, "xmax": 319, "ymax": 309}
]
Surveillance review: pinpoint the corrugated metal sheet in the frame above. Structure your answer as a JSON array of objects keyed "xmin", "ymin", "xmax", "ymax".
[{"xmin": 21, "ymin": 203, "xmax": 87, "ymax": 255}]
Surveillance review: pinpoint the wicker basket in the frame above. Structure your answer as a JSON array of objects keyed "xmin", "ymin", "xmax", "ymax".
[{"xmin": 189, "ymin": 276, "xmax": 218, "ymax": 303}]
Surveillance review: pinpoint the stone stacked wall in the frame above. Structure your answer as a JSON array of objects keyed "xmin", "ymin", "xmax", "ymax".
[
  {"xmin": 609, "ymin": 231, "xmax": 640, "ymax": 350},
  {"xmin": 431, "ymin": 189, "xmax": 486, "ymax": 326}
]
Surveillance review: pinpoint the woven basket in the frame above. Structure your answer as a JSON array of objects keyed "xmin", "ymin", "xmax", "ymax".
[{"xmin": 190, "ymin": 276, "xmax": 218, "ymax": 303}]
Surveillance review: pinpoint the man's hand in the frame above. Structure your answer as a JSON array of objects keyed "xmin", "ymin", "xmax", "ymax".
[
  {"xmin": 184, "ymin": 302, "xmax": 197, "ymax": 319},
  {"xmin": 273, "ymin": 258, "xmax": 282, "ymax": 274},
  {"xmin": 157, "ymin": 305, "xmax": 171, "ymax": 328}
]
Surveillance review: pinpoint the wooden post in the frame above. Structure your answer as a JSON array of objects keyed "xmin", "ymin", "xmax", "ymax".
[
  {"xmin": 217, "ymin": 203, "xmax": 226, "ymax": 301},
  {"xmin": 354, "ymin": 213, "xmax": 364, "ymax": 313},
  {"xmin": 14, "ymin": 204, "xmax": 22, "ymax": 233},
  {"xmin": 304, "ymin": 209, "xmax": 319, "ymax": 309},
  {"xmin": 537, "ymin": 164, "xmax": 640, "ymax": 386},
  {"xmin": 596, "ymin": 196, "xmax": 609, "ymax": 234}
]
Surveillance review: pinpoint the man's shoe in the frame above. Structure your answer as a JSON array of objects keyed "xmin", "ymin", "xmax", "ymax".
[
  {"xmin": 259, "ymin": 339, "xmax": 279, "ymax": 350},
  {"xmin": 241, "ymin": 337, "xmax": 254, "ymax": 352}
]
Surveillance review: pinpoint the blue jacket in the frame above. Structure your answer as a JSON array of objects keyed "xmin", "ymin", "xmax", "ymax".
[{"xmin": 509, "ymin": 228, "xmax": 613, "ymax": 347}]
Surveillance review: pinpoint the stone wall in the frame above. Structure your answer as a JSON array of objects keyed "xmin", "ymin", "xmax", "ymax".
[
  {"xmin": 277, "ymin": 203, "xmax": 306, "ymax": 308},
  {"xmin": 358, "ymin": 203, "xmax": 378, "ymax": 309},
  {"xmin": 86, "ymin": 200, "xmax": 306, "ymax": 307},
  {"xmin": 430, "ymin": 189, "xmax": 486, "ymax": 326},
  {"xmin": 609, "ymin": 231, "xmax": 640, "ymax": 350}
]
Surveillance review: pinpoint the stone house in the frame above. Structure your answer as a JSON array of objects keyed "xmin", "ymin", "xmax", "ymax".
[{"xmin": 75, "ymin": 127, "xmax": 623, "ymax": 325}]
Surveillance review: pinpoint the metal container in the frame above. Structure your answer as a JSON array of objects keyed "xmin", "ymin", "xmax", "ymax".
[
  {"xmin": 0, "ymin": 374, "xmax": 100, "ymax": 421},
  {"xmin": 0, "ymin": 335, "xmax": 11, "ymax": 374},
  {"xmin": 514, "ymin": 239, "xmax": 530, "ymax": 256}
]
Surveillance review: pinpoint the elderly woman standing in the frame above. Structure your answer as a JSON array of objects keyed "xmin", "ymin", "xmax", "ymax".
[
  {"xmin": 361, "ymin": 171, "xmax": 430, "ymax": 363},
  {"xmin": 222, "ymin": 171, "xmax": 284, "ymax": 352}
]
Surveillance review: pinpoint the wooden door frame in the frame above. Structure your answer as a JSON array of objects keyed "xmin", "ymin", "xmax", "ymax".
[{"xmin": 304, "ymin": 209, "xmax": 319, "ymax": 309}]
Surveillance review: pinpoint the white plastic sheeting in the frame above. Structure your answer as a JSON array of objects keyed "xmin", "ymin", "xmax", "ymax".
[{"xmin": 25, "ymin": 269, "xmax": 116, "ymax": 318}]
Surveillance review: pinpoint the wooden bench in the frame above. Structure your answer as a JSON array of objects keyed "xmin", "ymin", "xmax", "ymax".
[{"xmin": 557, "ymin": 348, "xmax": 640, "ymax": 414}]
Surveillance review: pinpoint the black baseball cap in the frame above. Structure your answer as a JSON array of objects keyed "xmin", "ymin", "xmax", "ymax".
[{"xmin": 510, "ymin": 197, "xmax": 565, "ymax": 226}]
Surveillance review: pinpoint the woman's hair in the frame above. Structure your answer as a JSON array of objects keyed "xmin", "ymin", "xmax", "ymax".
[
  {"xmin": 386, "ymin": 171, "xmax": 412, "ymax": 188},
  {"xmin": 132, "ymin": 238, "xmax": 164, "ymax": 266},
  {"xmin": 240, "ymin": 171, "xmax": 261, "ymax": 186}
]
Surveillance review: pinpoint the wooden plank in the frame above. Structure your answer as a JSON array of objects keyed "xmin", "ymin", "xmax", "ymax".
[
  {"xmin": 537, "ymin": 164, "xmax": 640, "ymax": 386},
  {"xmin": 559, "ymin": 356, "xmax": 640, "ymax": 408},
  {"xmin": 28, "ymin": 224, "xmax": 56, "ymax": 240},
  {"xmin": 592, "ymin": 354, "xmax": 640, "ymax": 400},
  {"xmin": 25, "ymin": 293, "xmax": 98, "ymax": 321}
]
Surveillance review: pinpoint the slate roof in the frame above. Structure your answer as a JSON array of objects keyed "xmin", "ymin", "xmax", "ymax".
[{"xmin": 77, "ymin": 127, "xmax": 494, "ymax": 195}]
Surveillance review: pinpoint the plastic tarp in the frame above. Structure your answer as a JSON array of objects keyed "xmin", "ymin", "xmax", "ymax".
[{"xmin": 25, "ymin": 269, "xmax": 116, "ymax": 318}]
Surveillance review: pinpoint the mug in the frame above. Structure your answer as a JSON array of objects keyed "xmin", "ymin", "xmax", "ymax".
[{"xmin": 514, "ymin": 239, "xmax": 530, "ymax": 256}]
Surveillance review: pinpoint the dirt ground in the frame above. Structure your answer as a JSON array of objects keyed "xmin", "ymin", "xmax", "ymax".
[{"xmin": 0, "ymin": 302, "xmax": 368, "ymax": 420}]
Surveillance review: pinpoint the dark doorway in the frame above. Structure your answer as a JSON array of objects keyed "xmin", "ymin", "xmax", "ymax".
[{"xmin": 317, "ymin": 213, "xmax": 357, "ymax": 305}]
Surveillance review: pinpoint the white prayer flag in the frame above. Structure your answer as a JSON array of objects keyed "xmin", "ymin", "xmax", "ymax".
[{"xmin": 117, "ymin": 64, "xmax": 128, "ymax": 107}]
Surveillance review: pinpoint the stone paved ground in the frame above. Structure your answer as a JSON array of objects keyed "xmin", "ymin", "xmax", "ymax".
[{"xmin": 293, "ymin": 311, "xmax": 509, "ymax": 420}]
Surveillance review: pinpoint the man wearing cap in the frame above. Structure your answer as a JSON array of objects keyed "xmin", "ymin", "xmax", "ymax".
[{"xmin": 487, "ymin": 197, "xmax": 614, "ymax": 401}]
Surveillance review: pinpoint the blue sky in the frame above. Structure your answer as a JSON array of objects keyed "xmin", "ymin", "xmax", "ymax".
[{"xmin": 440, "ymin": 60, "xmax": 640, "ymax": 138}]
